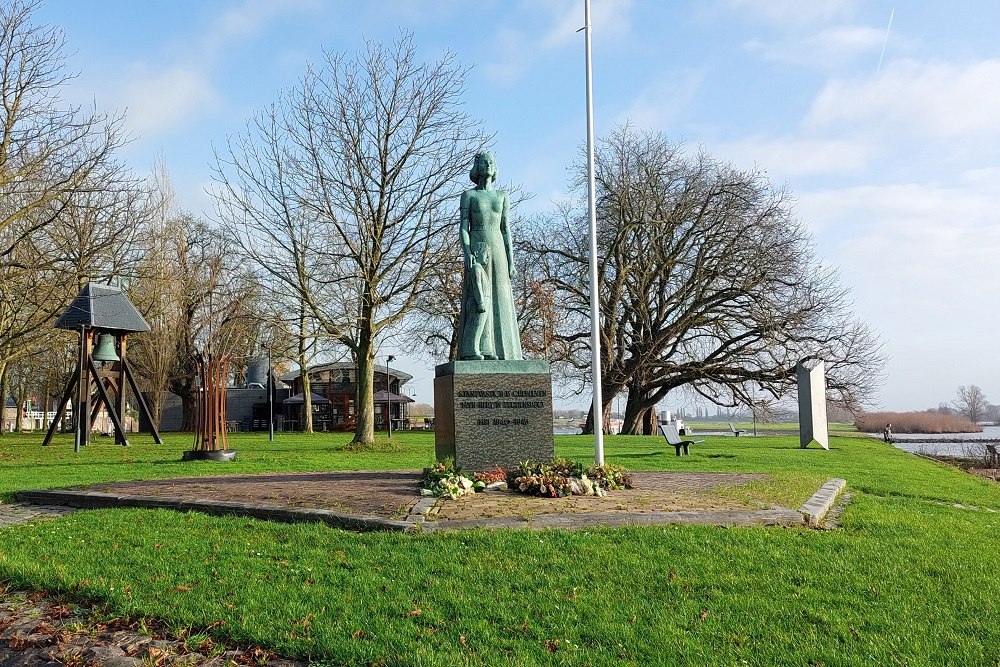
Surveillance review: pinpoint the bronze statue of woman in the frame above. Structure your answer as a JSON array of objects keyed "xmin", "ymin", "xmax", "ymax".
[{"xmin": 457, "ymin": 152, "xmax": 523, "ymax": 360}]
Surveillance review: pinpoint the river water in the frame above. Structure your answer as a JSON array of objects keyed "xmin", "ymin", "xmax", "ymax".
[
  {"xmin": 888, "ymin": 425, "xmax": 1000, "ymax": 457},
  {"xmin": 555, "ymin": 423, "xmax": 999, "ymax": 456}
]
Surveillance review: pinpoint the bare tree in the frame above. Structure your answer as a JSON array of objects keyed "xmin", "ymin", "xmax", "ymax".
[
  {"xmin": 407, "ymin": 232, "xmax": 464, "ymax": 361},
  {"xmin": 528, "ymin": 126, "xmax": 884, "ymax": 434},
  {"xmin": 126, "ymin": 164, "xmax": 182, "ymax": 428},
  {"xmin": 214, "ymin": 36, "xmax": 489, "ymax": 444},
  {"xmin": 39, "ymin": 178, "xmax": 154, "ymax": 287},
  {"xmin": 0, "ymin": 0, "xmax": 148, "ymax": 428},
  {"xmin": 0, "ymin": 0, "xmax": 130, "ymax": 260},
  {"xmin": 190, "ymin": 266, "xmax": 259, "ymax": 452},
  {"xmin": 954, "ymin": 385, "xmax": 988, "ymax": 424},
  {"xmin": 127, "ymin": 215, "xmax": 245, "ymax": 431}
]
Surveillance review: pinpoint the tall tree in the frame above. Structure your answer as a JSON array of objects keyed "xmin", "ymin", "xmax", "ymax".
[
  {"xmin": 529, "ymin": 126, "xmax": 884, "ymax": 434},
  {"xmin": 128, "ymin": 215, "xmax": 250, "ymax": 431},
  {"xmin": 214, "ymin": 36, "xmax": 489, "ymax": 444},
  {"xmin": 0, "ymin": 0, "xmax": 129, "ymax": 260},
  {"xmin": 954, "ymin": 384, "xmax": 988, "ymax": 424},
  {"xmin": 126, "ymin": 165, "xmax": 182, "ymax": 428},
  {"xmin": 0, "ymin": 0, "xmax": 147, "ymax": 431}
]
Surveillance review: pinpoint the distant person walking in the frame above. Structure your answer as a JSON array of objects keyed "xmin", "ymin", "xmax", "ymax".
[{"xmin": 883, "ymin": 423, "xmax": 893, "ymax": 443}]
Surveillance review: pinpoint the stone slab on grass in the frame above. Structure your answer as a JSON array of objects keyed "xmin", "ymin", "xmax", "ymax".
[{"xmin": 798, "ymin": 478, "xmax": 847, "ymax": 526}]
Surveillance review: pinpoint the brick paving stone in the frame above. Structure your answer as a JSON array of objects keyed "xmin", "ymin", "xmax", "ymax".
[
  {"xmin": 80, "ymin": 471, "xmax": 424, "ymax": 520},
  {"xmin": 0, "ymin": 503, "xmax": 77, "ymax": 527}
]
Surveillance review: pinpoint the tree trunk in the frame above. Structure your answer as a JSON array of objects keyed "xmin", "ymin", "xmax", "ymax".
[
  {"xmin": 448, "ymin": 310, "xmax": 461, "ymax": 361},
  {"xmin": 150, "ymin": 390, "xmax": 163, "ymax": 431},
  {"xmin": 353, "ymin": 331, "xmax": 375, "ymax": 444},
  {"xmin": 623, "ymin": 384, "xmax": 669, "ymax": 435},
  {"xmin": 42, "ymin": 380, "xmax": 50, "ymax": 430},
  {"xmin": 180, "ymin": 388, "xmax": 198, "ymax": 431},
  {"xmin": 641, "ymin": 407, "xmax": 656, "ymax": 435},
  {"xmin": 621, "ymin": 388, "xmax": 645, "ymax": 435},
  {"xmin": 12, "ymin": 381, "xmax": 24, "ymax": 433},
  {"xmin": 298, "ymin": 307, "xmax": 313, "ymax": 433},
  {"xmin": 0, "ymin": 360, "xmax": 7, "ymax": 436},
  {"xmin": 301, "ymin": 361, "xmax": 313, "ymax": 433},
  {"xmin": 582, "ymin": 389, "xmax": 615, "ymax": 435}
]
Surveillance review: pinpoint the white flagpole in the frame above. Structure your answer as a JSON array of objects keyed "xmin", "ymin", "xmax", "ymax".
[{"xmin": 583, "ymin": 0, "xmax": 605, "ymax": 464}]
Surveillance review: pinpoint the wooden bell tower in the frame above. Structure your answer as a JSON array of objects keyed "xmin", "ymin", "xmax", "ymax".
[{"xmin": 42, "ymin": 283, "xmax": 162, "ymax": 452}]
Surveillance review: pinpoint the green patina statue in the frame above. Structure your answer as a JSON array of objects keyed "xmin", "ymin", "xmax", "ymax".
[{"xmin": 457, "ymin": 152, "xmax": 523, "ymax": 361}]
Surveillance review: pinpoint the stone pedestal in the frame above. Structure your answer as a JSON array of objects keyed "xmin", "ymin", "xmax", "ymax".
[{"xmin": 434, "ymin": 360, "xmax": 554, "ymax": 472}]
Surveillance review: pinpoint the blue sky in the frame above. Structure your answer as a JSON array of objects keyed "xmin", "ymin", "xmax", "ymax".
[{"xmin": 37, "ymin": 1, "xmax": 1000, "ymax": 412}]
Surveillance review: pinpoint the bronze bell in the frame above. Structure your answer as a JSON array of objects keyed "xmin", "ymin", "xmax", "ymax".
[{"xmin": 92, "ymin": 333, "xmax": 120, "ymax": 363}]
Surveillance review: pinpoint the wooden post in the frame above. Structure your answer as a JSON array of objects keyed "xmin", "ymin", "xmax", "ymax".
[
  {"xmin": 76, "ymin": 327, "xmax": 92, "ymax": 450},
  {"xmin": 116, "ymin": 335, "xmax": 128, "ymax": 445},
  {"xmin": 43, "ymin": 363, "xmax": 79, "ymax": 447},
  {"xmin": 88, "ymin": 357, "xmax": 129, "ymax": 444}
]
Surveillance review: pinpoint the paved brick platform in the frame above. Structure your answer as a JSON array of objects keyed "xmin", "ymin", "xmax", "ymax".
[
  {"xmin": 83, "ymin": 471, "xmax": 422, "ymax": 519},
  {"xmin": 13, "ymin": 471, "xmax": 847, "ymax": 532}
]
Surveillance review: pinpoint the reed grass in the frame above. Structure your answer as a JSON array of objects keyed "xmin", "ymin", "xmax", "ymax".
[{"xmin": 855, "ymin": 411, "xmax": 982, "ymax": 434}]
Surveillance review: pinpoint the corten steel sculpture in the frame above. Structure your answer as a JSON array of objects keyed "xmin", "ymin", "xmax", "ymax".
[
  {"xmin": 186, "ymin": 349, "xmax": 235, "ymax": 461},
  {"xmin": 43, "ymin": 283, "xmax": 162, "ymax": 452},
  {"xmin": 185, "ymin": 287, "xmax": 248, "ymax": 461}
]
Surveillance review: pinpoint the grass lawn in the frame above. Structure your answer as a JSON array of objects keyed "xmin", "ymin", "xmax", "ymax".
[{"xmin": 1, "ymin": 431, "xmax": 999, "ymax": 666}]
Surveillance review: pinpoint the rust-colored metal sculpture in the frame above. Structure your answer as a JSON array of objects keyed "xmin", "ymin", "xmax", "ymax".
[{"xmin": 188, "ymin": 352, "xmax": 234, "ymax": 459}]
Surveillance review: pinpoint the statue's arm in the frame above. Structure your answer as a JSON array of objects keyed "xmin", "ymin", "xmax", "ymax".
[
  {"xmin": 459, "ymin": 191, "xmax": 472, "ymax": 270},
  {"xmin": 501, "ymin": 192, "xmax": 515, "ymax": 278}
]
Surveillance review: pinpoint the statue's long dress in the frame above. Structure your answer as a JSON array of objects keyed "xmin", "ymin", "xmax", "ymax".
[{"xmin": 457, "ymin": 192, "xmax": 523, "ymax": 360}]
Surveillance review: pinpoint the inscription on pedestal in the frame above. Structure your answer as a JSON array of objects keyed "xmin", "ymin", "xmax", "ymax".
[{"xmin": 435, "ymin": 361, "xmax": 554, "ymax": 472}]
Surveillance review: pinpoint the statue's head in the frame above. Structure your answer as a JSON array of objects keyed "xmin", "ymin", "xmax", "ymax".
[{"xmin": 470, "ymin": 151, "xmax": 498, "ymax": 183}]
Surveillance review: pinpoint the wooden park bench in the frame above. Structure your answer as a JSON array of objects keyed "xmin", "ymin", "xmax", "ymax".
[
  {"xmin": 659, "ymin": 424, "xmax": 704, "ymax": 456},
  {"xmin": 728, "ymin": 422, "xmax": 747, "ymax": 437}
]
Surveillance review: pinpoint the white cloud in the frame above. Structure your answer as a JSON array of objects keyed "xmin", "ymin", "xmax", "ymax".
[
  {"xmin": 483, "ymin": 28, "xmax": 535, "ymax": 84},
  {"xmin": 797, "ymin": 180, "xmax": 1000, "ymax": 409},
  {"xmin": 484, "ymin": 0, "xmax": 633, "ymax": 84},
  {"xmin": 744, "ymin": 25, "xmax": 887, "ymax": 69},
  {"xmin": 719, "ymin": 0, "xmax": 855, "ymax": 27},
  {"xmin": 807, "ymin": 58, "xmax": 1000, "ymax": 141},
  {"xmin": 716, "ymin": 136, "xmax": 872, "ymax": 178},
  {"xmin": 209, "ymin": 0, "xmax": 321, "ymax": 48},
  {"xmin": 614, "ymin": 69, "xmax": 704, "ymax": 131},
  {"xmin": 117, "ymin": 64, "xmax": 220, "ymax": 137},
  {"xmin": 109, "ymin": 0, "xmax": 321, "ymax": 140},
  {"xmin": 540, "ymin": 0, "xmax": 633, "ymax": 50}
]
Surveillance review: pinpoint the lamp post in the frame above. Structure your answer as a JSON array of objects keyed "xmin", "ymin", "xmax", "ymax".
[
  {"xmin": 268, "ymin": 346, "xmax": 274, "ymax": 442},
  {"xmin": 386, "ymin": 355, "xmax": 395, "ymax": 438}
]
